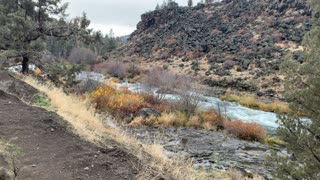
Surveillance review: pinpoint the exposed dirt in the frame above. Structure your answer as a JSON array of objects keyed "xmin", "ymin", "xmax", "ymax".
[{"xmin": 0, "ymin": 72, "xmax": 140, "ymax": 180}]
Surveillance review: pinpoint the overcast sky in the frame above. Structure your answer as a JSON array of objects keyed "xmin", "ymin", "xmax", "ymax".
[{"xmin": 64, "ymin": 0, "xmax": 202, "ymax": 37}]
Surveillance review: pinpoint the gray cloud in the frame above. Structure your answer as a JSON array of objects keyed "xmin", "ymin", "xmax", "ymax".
[{"xmin": 64, "ymin": 0, "xmax": 202, "ymax": 36}]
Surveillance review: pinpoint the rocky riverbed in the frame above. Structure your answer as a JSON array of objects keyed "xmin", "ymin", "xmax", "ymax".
[{"xmin": 117, "ymin": 125, "xmax": 280, "ymax": 179}]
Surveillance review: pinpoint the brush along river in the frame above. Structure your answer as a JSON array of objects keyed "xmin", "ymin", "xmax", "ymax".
[{"xmin": 76, "ymin": 71, "xmax": 279, "ymax": 134}]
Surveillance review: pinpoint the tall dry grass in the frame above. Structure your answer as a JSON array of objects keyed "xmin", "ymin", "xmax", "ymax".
[
  {"xmin": 21, "ymin": 76, "xmax": 221, "ymax": 180},
  {"xmin": 220, "ymin": 94, "xmax": 289, "ymax": 114}
]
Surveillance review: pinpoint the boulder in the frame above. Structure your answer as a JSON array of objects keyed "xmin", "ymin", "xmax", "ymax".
[{"xmin": 136, "ymin": 108, "xmax": 161, "ymax": 118}]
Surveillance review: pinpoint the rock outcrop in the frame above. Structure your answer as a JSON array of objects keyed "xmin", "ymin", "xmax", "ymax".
[
  {"xmin": 125, "ymin": 127, "xmax": 278, "ymax": 179},
  {"xmin": 112, "ymin": 0, "xmax": 312, "ymax": 98}
]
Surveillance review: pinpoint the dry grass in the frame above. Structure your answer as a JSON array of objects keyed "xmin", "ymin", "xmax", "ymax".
[
  {"xmin": 23, "ymin": 77, "xmax": 106, "ymax": 142},
  {"xmin": 220, "ymin": 94, "xmax": 290, "ymax": 114},
  {"xmin": 21, "ymin": 76, "xmax": 220, "ymax": 180},
  {"xmin": 157, "ymin": 112, "xmax": 176, "ymax": 127},
  {"xmin": 187, "ymin": 116, "xmax": 201, "ymax": 128}
]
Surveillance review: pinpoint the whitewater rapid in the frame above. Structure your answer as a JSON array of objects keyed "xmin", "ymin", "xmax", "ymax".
[{"xmin": 77, "ymin": 71, "xmax": 279, "ymax": 133}]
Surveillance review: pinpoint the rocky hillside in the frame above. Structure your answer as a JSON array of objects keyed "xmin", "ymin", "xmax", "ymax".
[{"xmin": 112, "ymin": 0, "xmax": 311, "ymax": 98}]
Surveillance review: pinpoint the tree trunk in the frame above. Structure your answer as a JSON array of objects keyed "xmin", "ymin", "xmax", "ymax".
[{"xmin": 22, "ymin": 56, "xmax": 29, "ymax": 74}]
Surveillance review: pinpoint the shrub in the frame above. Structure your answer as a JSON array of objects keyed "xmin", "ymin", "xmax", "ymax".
[
  {"xmin": 43, "ymin": 62, "xmax": 83, "ymax": 88},
  {"xmin": 174, "ymin": 89, "xmax": 203, "ymax": 116},
  {"xmin": 74, "ymin": 78, "xmax": 100, "ymax": 94},
  {"xmin": 142, "ymin": 68, "xmax": 192, "ymax": 93},
  {"xmin": 102, "ymin": 60, "xmax": 127, "ymax": 78},
  {"xmin": 223, "ymin": 120, "xmax": 266, "ymax": 141},
  {"xmin": 127, "ymin": 63, "xmax": 142, "ymax": 78},
  {"xmin": 197, "ymin": 109, "xmax": 225, "ymax": 129},
  {"xmin": 33, "ymin": 68, "xmax": 42, "ymax": 76},
  {"xmin": 90, "ymin": 86, "xmax": 147, "ymax": 116},
  {"xmin": 68, "ymin": 48, "xmax": 97, "ymax": 65},
  {"xmin": 108, "ymin": 93, "xmax": 145, "ymax": 114}
]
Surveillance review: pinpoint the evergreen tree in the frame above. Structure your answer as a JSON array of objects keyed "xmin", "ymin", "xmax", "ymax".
[
  {"xmin": 0, "ymin": 0, "xmax": 75, "ymax": 73},
  {"xmin": 188, "ymin": 0, "xmax": 193, "ymax": 7},
  {"xmin": 155, "ymin": 3, "xmax": 160, "ymax": 10},
  {"xmin": 268, "ymin": 0, "xmax": 320, "ymax": 179}
]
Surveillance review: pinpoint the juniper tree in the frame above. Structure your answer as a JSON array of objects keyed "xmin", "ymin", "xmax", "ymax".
[
  {"xmin": 155, "ymin": 3, "xmax": 160, "ymax": 10},
  {"xmin": 0, "ymin": 0, "xmax": 76, "ymax": 73},
  {"xmin": 268, "ymin": 0, "xmax": 320, "ymax": 179}
]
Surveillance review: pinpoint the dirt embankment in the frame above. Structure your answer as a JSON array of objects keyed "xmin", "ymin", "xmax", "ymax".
[{"xmin": 0, "ymin": 72, "xmax": 140, "ymax": 180}]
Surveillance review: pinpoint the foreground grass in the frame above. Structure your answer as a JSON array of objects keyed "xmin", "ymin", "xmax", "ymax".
[
  {"xmin": 21, "ymin": 76, "xmax": 229, "ymax": 180},
  {"xmin": 220, "ymin": 94, "xmax": 289, "ymax": 114}
]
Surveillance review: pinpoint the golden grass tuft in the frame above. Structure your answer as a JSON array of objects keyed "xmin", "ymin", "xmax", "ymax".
[
  {"xmin": 174, "ymin": 111, "xmax": 189, "ymax": 127},
  {"xmin": 21, "ymin": 76, "xmax": 217, "ymax": 180},
  {"xmin": 157, "ymin": 112, "xmax": 176, "ymax": 127},
  {"xmin": 129, "ymin": 116, "xmax": 157, "ymax": 127},
  {"xmin": 264, "ymin": 136, "xmax": 285, "ymax": 146},
  {"xmin": 220, "ymin": 93, "xmax": 290, "ymax": 114},
  {"xmin": 187, "ymin": 116, "xmax": 201, "ymax": 128}
]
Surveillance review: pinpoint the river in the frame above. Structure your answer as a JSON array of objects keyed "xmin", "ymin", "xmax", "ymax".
[{"xmin": 77, "ymin": 71, "xmax": 279, "ymax": 134}]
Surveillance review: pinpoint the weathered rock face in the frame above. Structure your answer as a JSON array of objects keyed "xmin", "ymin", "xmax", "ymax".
[
  {"xmin": 112, "ymin": 0, "xmax": 312, "ymax": 98},
  {"xmin": 0, "ymin": 71, "xmax": 38, "ymax": 102},
  {"xmin": 125, "ymin": 127, "xmax": 278, "ymax": 179}
]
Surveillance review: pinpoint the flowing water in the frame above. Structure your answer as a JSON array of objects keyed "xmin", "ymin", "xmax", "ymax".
[{"xmin": 77, "ymin": 71, "xmax": 279, "ymax": 133}]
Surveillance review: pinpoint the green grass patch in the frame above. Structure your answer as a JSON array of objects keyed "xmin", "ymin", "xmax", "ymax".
[
  {"xmin": 264, "ymin": 136, "xmax": 285, "ymax": 146},
  {"xmin": 32, "ymin": 94, "xmax": 51, "ymax": 107}
]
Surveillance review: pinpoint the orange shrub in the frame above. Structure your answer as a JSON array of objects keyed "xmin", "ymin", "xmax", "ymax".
[
  {"xmin": 108, "ymin": 93, "xmax": 145, "ymax": 114},
  {"xmin": 90, "ymin": 86, "xmax": 147, "ymax": 115},
  {"xmin": 223, "ymin": 120, "xmax": 266, "ymax": 141},
  {"xmin": 90, "ymin": 86, "xmax": 116, "ymax": 110}
]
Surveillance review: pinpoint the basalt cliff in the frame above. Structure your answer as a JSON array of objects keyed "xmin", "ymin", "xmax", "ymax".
[{"xmin": 111, "ymin": 0, "xmax": 311, "ymax": 98}]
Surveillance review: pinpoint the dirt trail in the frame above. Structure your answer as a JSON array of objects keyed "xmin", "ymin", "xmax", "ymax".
[{"xmin": 0, "ymin": 72, "xmax": 140, "ymax": 180}]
